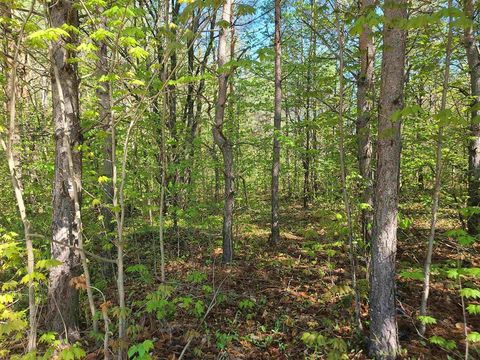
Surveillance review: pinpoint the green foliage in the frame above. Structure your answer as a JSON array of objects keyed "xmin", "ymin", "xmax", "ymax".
[
  {"xmin": 35, "ymin": 259, "xmax": 63, "ymax": 269},
  {"xmin": 126, "ymin": 264, "xmax": 152, "ymax": 283},
  {"xmin": 193, "ymin": 300, "xmax": 205, "ymax": 318},
  {"xmin": 215, "ymin": 331, "xmax": 236, "ymax": 350},
  {"xmin": 38, "ymin": 332, "xmax": 57, "ymax": 345},
  {"xmin": 418, "ymin": 315, "xmax": 437, "ymax": 325},
  {"xmin": 1, "ymin": 0, "xmax": 478, "ymax": 357},
  {"xmin": 145, "ymin": 285, "xmax": 176, "ymax": 320},
  {"xmin": 236, "ymin": 4, "xmax": 256, "ymax": 16},
  {"xmin": 58, "ymin": 344, "xmax": 86, "ymax": 360},
  {"xmin": 186, "ymin": 270, "xmax": 207, "ymax": 284},
  {"xmin": 301, "ymin": 331, "xmax": 328, "ymax": 349},
  {"xmin": 238, "ymin": 298, "xmax": 256, "ymax": 311},
  {"xmin": 398, "ymin": 213, "xmax": 413, "ymax": 230},
  {"xmin": 27, "ymin": 28, "xmax": 70, "ymax": 47},
  {"xmin": 459, "ymin": 288, "xmax": 480, "ymax": 299},
  {"xmin": 445, "ymin": 228, "xmax": 476, "ymax": 246},
  {"xmin": 399, "ymin": 269, "xmax": 424, "ymax": 281},
  {"xmin": 0, "ymin": 230, "xmax": 27, "ymax": 358},
  {"xmin": 466, "ymin": 304, "xmax": 480, "ymax": 315},
  {"xmin": 429, "ymin": 336, "xmax": 457, "ymax": 350},
  {"xmin": 129, "ymin": 47, "xmax": 149, "ymax": 60},
  {"xmin": 128, "ymin": 339, "xmax": 154, "ymax": 360},
  {"xmin": 466, "ymin": 331, "xmax": 480, "ymax": 343},
  {"xmin": 301, "ymin": 332, "xmax": 348, "ymax": 359}
]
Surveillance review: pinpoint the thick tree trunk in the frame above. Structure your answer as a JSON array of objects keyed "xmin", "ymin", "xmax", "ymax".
[
  {"xmin": 464, "ymin": 0, "xmax": 480, "ymax": 234},
  {"xmin": 270, "ymin": 0, "xmax": 282, "ymax": 244},
  {"xmin": 369, "ymin": 0, "xmax": 407, "ymax": 357},
  {"xmin": 212, "ymin": 0, "xmax": 234, "ymax": 263},
  {"xmin": 47, "ymin": 0, "xmax": 82, "ymax": 341},
  {"xmin": 356, "ymin": 0, "xmax": 375, "ymax": 243}
]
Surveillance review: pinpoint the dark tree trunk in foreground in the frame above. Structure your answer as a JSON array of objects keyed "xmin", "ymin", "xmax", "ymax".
[
  {"xmin": 271, "ymin": 0, "xmax": 282, "ymax": 244},
  {"xmin": 356, "ymin": 0, "xmax": 375, "ymax": 244},
  {"xmin": 47, "ymin": 0, "xmax": 82, "ymax": 341},
  {"xmin": 369, "ymin": 0, "xmax": 407, "ymax": 357},
  {"xmin": 464, "ymin": 0, "xmax": 480, "ymax": 234},
  {"xmin": 213, "ymin": 0, "xmax": 234, "ymax": 263}
]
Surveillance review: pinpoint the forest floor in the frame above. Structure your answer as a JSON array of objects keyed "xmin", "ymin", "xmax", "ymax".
[{"xmin": 82, "ymin": 200, "xmax": 480, "ymax": 359}]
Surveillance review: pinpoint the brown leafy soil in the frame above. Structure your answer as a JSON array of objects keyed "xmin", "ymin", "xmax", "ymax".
[{"xmin": 81, "ymin": 202, "xmax": 480, "ymax": 359}]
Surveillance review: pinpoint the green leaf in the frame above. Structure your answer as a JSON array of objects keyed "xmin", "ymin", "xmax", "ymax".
[
  {"xmin": 38, "ymin": 332, "xmax": 57, "ymax": 344},
  {"xmin": 98, "ymin": 176, "xmax": 110, "ymax": 184},
  {"xmin": 460, "ymin": 288, "xmax": 480, "ymax": 299},
  {"xmin": 418, "ymin": 315, "xmax": 437, "ymax": 325},
  {"xmin": 466, "ymin": 304, "xmax": 480, "ymax": 315},
  {"xmin": 194, "ymin": 300, "xmax": 205, "ymax": 318},
  {"xmin": 358, "ymin": 202, "xmax": 372, "ymax": 210},
  {"xmin": 119, "ymin": 36, "xmax": 138, "ymax": 47},
  {"xmin": 467, "ymin": 331, "xmax": 480, "ymax": 343},
  {"xmin": 127, "ymin": 344, "xmax": 138, "ymax": 358},
  {"xmin": 90, "ymin": 28, "xmax": 114, "ymax": 41},
  {"xmin": 216, "ymin": 20, "xmax": 230, "ymax": 29},
  {"xmin": 399, "ymin": 269, "xmax": 424, "ymax": 281},
  {"xmin": 129, "ymin": 46, "xmax": 149, "ymax": 59},
  {"xmin": 27, "ymin": 28, "xmax": 70, "ymax": 47},
  {"xmin": 36, "ymin": 259, "xmax": 63, "ymax": 269},
  {"xmin": 446, "ymin": 268, "xmax": 460, "ymax": 279},
  {"xmin": 429, "ymin": 336, "xmax": 457, "ymax": 350},
  {"xmin": 1, "ymin": 280, "xmax": 18, "ymax": 291},
  {"xmin": 236, "ymin": 4, "xmax": 256, "ymax": 16},
  {"xmin": 20, "ymin": 271, "xmax": 46, "ymax": 284},
  {"xmin": 463, "ymin": 267, "xmax": 480, "ymax": 278}
]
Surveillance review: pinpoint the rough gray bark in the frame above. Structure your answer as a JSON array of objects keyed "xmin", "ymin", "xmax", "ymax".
[
  {"xmin": 356, "ymin": 0, "xmax": 375, "ymax": 243},
  {"xmin": 270, "ymin": 0, "xmax": 282, "ymax": 244},
  {"xmin": 369, "ymin": 0, "xmax": 407, "ymax": 357},
  {"xmin": 212, "ymin": 0, "xmax": 234, "ymax": 263},
  {"xmin": 47, "ymin": 0, "xmax": 82, "ymax": 340},
  {"xmin": 464, "ymin": 0, "xmax": 480, "ymax": 234}
]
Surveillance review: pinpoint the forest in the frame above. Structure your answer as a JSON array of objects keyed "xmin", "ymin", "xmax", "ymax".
[{"xmin": 1, "ymin": 0, "xmax": 480, "ymax": 358}]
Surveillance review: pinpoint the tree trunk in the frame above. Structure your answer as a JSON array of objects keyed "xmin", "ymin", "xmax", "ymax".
[
  {"xmin": 356, "ymin": 0, "xmax": 375, "ymax": 244},
  {"xmin": 96, "ymin": 13, "xmax": 115, "ymax": 275},
  {"xmin": 167, "ymin": 0, "xmax": 180, "ymax": 234},
  {"xmin": 270, "ymin": 0, "xmax": 282, "ymax": 244},
  {"xmin": 369, "ymin": 0, "xmax": 407, "ymax": 357},
  {"xmin": 464, "ymin": 0, "xmax": 480, "ymax": 235},
  {"xmin": 420, "ymin": 0, "xmax": 453, "ymax": 335},
  {"xmin": 212, "ymin": 0, "xmax": 234, "ymax": 263},
  {"xmin": 47, "ymin": 0, "xmax": 82, "ymax": 341},
  {"xmin": 335, "ymin": 0, "xmax": 362, "ymax": 331},
  {"xmin": 1, "ymin": 1, "xmax": 37, "ymax": 349},
  {"xmin": 182, "ymin": 10, "xmax": 197, "ymax": 188}
]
